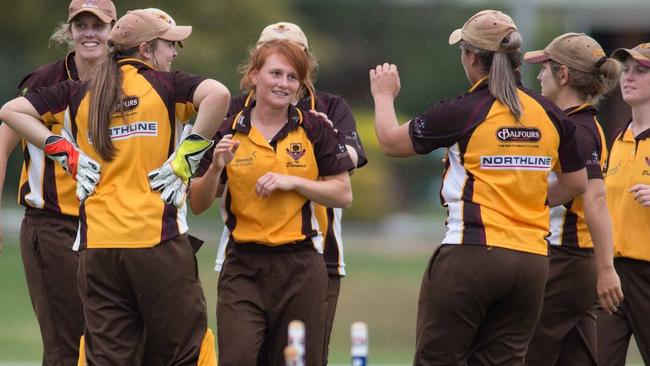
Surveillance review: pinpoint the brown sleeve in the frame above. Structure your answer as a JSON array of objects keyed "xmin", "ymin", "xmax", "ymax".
[
  {"xmin": 173, "ymin": 70, "xmax": 206, "ymax": 122},
  {"xmin": 408, "ymin": 89, "xmax": 494, "ymax": 154},
  {"xmin": 304, "ymin": 116, "xmax": 355, "ymax": 177},
  {"xmin": 321, "ymin": 94, "xmax": 368, "ymax": 168},
  {"xmin": 574, "ymin": 122, "xmax": 604, "ymax": 180},
  {"xmin": 23, "ymin": 80, "xmax": 80, "ymax": 125}
]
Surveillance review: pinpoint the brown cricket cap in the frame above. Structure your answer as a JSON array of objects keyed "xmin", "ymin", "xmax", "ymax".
[
  {"xmin": 448, "ymin": 10, "xmax": 517, "ymax": 52},
  {"xmin": 524, "ymin": 33, "xmax": 607, "ymax": 73},
  {"xmin": 257, "ymin": 22, "xmax": 308, "ymax": 50},
  {"xmin": 108, "ymin": 9, "xmax": 191, "ymax": 51},
  {"xmin": 68, "ymin": 0, "xmax": 117, "ymax": 23},
  {"xmin": 611, "ymin": 43, "xmax": 650, "ymax": 68}
]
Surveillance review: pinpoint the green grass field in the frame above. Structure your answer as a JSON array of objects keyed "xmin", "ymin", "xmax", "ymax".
[{"xmin": 0, "ymin": 208, "xmax": 644, "ymax": 364}]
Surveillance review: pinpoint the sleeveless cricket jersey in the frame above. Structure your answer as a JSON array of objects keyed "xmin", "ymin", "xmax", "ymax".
[
  {"xmin": 409, "ymin": 77, "xmax": 584, "ymax": 256},
  {"xmin": 17, "ymin": 52, "xmax": 80, "ymax": 216},
  {"xmin": 548, "ymin": 104, "xmax": 607, "ymax": 249},
  {"xmin": 24, "ymin": 58, "xmax": 205, "ymax": 249},
  {"xmin": 606, "ymin": 122, "xmax": 650, "ymax": 261},
  {"xmin": 211, "ymin": 90, "xmax": 366, "ymax": 275},
  {"xmin": 207, "ymin": 103, "xmax": 354, "ymax": 252}
]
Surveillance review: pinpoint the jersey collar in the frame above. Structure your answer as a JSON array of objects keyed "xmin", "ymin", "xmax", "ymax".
[
  {"xmin": 231, "ymin": 102, "xmax": 304, "ymax": 141},
  {"xmin": 65, "ymin": 52, "xmax": 80, "ymax": 81},
  {"xmin": 565, "ymin": 103, "xmax": 597, "ymax": 116}
]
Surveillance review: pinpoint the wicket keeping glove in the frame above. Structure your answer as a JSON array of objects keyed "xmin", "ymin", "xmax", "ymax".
[
  {"xmin": 43, "ymin": 135, "xmax": 101, "ymax": 202},
  {"xmin": 147, "ymin": 133, "xmax": 214, "ymax": 207}
]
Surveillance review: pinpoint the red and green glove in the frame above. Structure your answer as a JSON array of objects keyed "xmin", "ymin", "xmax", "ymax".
[{"xmin": 43, "ymin": 135, "xmax": 101, "ymax": 201}]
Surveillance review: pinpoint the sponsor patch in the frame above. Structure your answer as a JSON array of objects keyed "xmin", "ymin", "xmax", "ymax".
[
  {"xmin": 121, "ymin": 96, "xmax": 139, "ymax": 111},
  {"xmin": 496, "ymin": 127, "xmax": 541, "ymax": 142},
  {"xmin": 480, "ymin": 155, "xmax": 552, "ymax": 171},
  {"xmin": 109, "ymin": 122, "xmax": 158, "ymax": 141}
]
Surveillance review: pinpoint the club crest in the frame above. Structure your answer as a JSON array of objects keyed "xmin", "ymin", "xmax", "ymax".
[{"xmin": 286, "ymin": 143, "xmax": 306, "ymax": 161}]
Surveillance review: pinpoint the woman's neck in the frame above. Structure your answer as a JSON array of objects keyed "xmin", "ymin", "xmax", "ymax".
[
  {"xmin": 74, "ymin": 53, "xmax": 100, "ymax": 81},
  {"xmin": 250, "ymin": 102, "xmax": 289, "ymax": 141},
  {"xmin": 631, "ymin": 103, "xmax": 650, "ymax": 135},
  {"xmin": 552, "ymin": 88, "xmax": 586, "ymax": 111}
]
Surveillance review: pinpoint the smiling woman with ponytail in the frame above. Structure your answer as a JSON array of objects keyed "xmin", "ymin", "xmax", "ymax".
[{"xmin": 370, "ymin": 10, "xmax": 588, "ymax": 365}]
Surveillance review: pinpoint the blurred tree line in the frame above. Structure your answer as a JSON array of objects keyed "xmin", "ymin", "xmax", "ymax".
[{"xmin": 3, "ymin": 0, "xmax": 631, "ymax": 221}]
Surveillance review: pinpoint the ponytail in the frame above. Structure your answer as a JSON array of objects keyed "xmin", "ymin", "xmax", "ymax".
[
  {"xmin": 88, "ymin": 47, "xmax": 123, "ymax": 161},
  {"xmin": 550, "ymin": 57, "xmax": 620, "ymax": 105},
  {"xmin": 461, "ymin": 32, "xmax": 524, "ymax": 120}
]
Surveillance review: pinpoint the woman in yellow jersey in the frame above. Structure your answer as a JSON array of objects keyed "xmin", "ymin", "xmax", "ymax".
[
  {"xmin": 522, "ymin": 33, "xmax": 623, "ymax": 366},
  {"xmin": 189, "ymin": 39, "xmax": 354, "ymax": 365},
  {"xmin": 370, "ymin": 10, "xmax": 587, "ymax": 365},
  {"xmin": 597, "ymin": 43, "xmax": 650, "ymax": 366},
  {"xmin": 0, "ymin": 1, "xmax": 115, "ymax": 364},
  {"xmin": 0, "ymin": 9, "xmax": 229, "ymax": 365}
]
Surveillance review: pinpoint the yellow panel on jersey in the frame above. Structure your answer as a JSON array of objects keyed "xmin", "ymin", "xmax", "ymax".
[
  {"xmin": 606, "ymin": 124, "xmax": 650, "ymax": 261},
  {"xmin": 24, "ymin": 58, "xmax": 205, "ymax": 248},
  {"xmin": 219, "ymin": 105, "xmax": 354, "ymax": 249},
  {"xmin": 549, "ymin": 105, "xmax": 608, "ymax": 249},
  {"xmin": 409, "ymin": 78, "xmax": 583, "ymax": 256},
  {"xmin": 17, "ymin": 54, "xmax": 80, "ymax": 217}
]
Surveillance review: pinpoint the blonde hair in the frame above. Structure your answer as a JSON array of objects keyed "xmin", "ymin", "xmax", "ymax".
[
  {"xmin": 461, "ymin": 32, "xmax": 524, "ymax": 120},
  {"xmin": 49, "ymin": 22, "xmax": 73, "ymax": 51},
  {"xmin": 549, "ymin": 58, "xmax": 620, "ymax": 105},
  {"xmin": 87, "ymin": 42, "xmax": 157, "ymax": 161}
]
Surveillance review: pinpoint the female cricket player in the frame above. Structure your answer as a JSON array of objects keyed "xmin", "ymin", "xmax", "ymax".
[
  {"xmin": 0, "ymin": 9, "xmax": 229, "ymax": 364},
  {"xmin": 523, "ymin": 32, "xmax": 623, "ymax": 366},
  {"xmin": 0, "ymin": 1, "xmax": 115, "ymax": 363},
  {"xmin": 370, "ymin": 9, "xmax": 587, "ymax": 365},
  {"xmin": 189, "ymin": 39, "xmax": 354, "ymax": 365},
  {"xmin": 597, "ymin": 42, "xmax": 650, "ymax": 366}
]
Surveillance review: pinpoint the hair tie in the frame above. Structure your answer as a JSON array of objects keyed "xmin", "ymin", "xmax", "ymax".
[{"xmin": 595, "ymin": 56, "xmax": 608, "ymax": 68}]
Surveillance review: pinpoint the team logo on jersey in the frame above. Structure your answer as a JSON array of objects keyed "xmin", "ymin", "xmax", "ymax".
[
  {"xmin": 496, "ymin": 127, "xmax": 541, "ymax": 142},
  {"xmin": 109, "ymin": 121, "xmax": 158, "ymax": 141},
  {"xmin": 234, "ymin": 151, "xmax": 256, "ymax": 167},
  {"xmin": 286, "ymin": 143, "xmax": 306, "ymax": 161},
  {"xmin": 121, "ymin": 96, "xmax": 139, "ymax": 111},
  {"xmin": 335, "ymin": 143, "xmax": 349, "ymax": 159},
  {"xmin": 480, "ymin": 155, "xmax": 552, "ymax": 171}
]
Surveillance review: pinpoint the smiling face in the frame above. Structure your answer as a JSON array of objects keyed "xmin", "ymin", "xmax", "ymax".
[
  {"xmin": 620, "ymin": 57, "xmax": 650, "ymax": 107},
  {"xmin": 149, "ymin": 39, "xmax": 178, "ymax": 72},
  {"xmin": 70, "ymin": 12, "xmax": 111, "ymax": 63},
  {"xmin": 251, "ymin": 53, "xmax": 301, "ymax": 110}
]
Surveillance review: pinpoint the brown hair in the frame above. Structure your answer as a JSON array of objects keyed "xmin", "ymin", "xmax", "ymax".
[
  {"xmin": 87, "ymin": 41, "xmax": 158, "ymax": 161},
  {"xmin": 239, "ymin": 39, "xmax": 314, "ymax": 97},
  {"xmin": 549, "ymin": 58, "xmax": 620, "ymax": 105},
  {"xmin": 461, "ymin": 31, "xmax": 524, "ymax": 120}
]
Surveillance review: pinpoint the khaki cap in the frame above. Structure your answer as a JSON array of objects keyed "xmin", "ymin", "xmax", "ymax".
[
  {"xmin": 109, "ymin": 9, "xmax": 191, "ymax": 51},
  {"xmin": 257, "ymin": 22, "xmax": 308, "ymax": 50},
  {"xmin": 448, "ymin": 10, "xmax": 517, "ymax": 52},
  {"xmin": 142, "ymin": 8, "xmax": 185, "ymax": 48},
  {"xmin": 611, "ymin": 43, "xmax": 650, "ymax": 68},
  {"xmin": 524, "ymin": 33, "xmax": 607, "ymax": 73},
  {"xmin": 68, "ymin": 0, "xmax": 117, "ymax": 23}
]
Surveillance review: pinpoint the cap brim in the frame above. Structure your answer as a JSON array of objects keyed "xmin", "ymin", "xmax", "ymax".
[
  {"xmin": 523, "ymin": 50, "xmax": 550, "ymax": 64},
  {"xmin": 611, "ymin": 48, "xmax": 650, "ymax": 67},
  {"xmin": 448, "ymin": 28, "xmax": 462, "ymax": 45},
  {"xmin": 68, "ymin": 8, "xmax": 114, "ymax": 24},
  {"xmin": 160, "ymin": 25, "xmax": 192, "ymax": 43}
]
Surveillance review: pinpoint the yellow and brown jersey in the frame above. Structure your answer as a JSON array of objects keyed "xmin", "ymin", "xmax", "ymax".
[
  {"xmin": 549, "ymin": 105, "xmax": 607, "ymax": 249},
  {"xmin": 606, "ymin": 122, "xmax": 650, "ymax": 261},
  {"xmin": 24, "ymin": 58, "xmax": 205, "ymax": 249},
  {"xmin": 16, "ymin": 52, "xmax": 80, "ymax": 216},
  {"xmin": 227, "ymin": 90, "xmax": 366, "ymax": 275},
  {"xmin": 409, "ymin": 77, "xmax": 584, "ymax": 256},
  {"xmin": 201, "ymin": 103, "xmax": 354, "ymax": 252}
]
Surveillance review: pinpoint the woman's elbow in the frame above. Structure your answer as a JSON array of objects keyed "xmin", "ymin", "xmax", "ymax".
[{"xmin": 338, "ymin": 187, "xmax": 353, "ymax": 208}]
